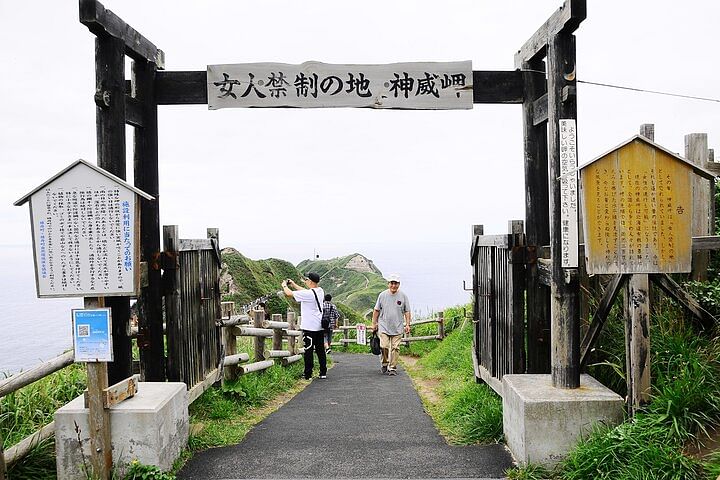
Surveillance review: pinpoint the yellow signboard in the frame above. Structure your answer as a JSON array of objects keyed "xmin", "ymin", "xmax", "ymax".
[{"xmin": 581, "ymin": 138, "xmax": 693, "ymax": 274}]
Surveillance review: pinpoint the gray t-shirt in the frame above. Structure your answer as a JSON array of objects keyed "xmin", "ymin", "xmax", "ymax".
[{"xmin": 374, "ymin": 289, "xmax": 410, "ymax": 336}]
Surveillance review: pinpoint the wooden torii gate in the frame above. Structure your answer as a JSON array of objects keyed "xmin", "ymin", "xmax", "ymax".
[{"xmin": 79, "ymin": 0, "xmax": 586, "ymax": 391}]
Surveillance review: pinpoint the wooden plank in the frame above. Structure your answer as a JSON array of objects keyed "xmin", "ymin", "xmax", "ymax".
[
  {"xmin": 514, "ymin": 0, "xmax": 587, "ymax": 68},
  {"xmin": 579, "ymin": 274, "xmax": 628, "ymax": 368},
  {"xmin": 509, "ymin": 221, "xmax": 527, "ymax": 375},
  {"xmin": 187, "ymin": 368, "xmax": 220, "ymax": 405},
  {"xmin": 223, "ymin": 352, "xmax": 250, "ymax": 367},
  {"xmin": 522, "ymin": 59, "xmax": 551, "ymax": 374},
  {"xmin": 217, "ymin": 314, "xmax": 251, "ymax": 327},
  {"xmin": 178, "ymin": 238, "xmax": 214, "ymax": 251},
  {"xmin": 686, "ymin": 133, "xmax": 711, "ymax": 280},
  {"xmin": 263, "ymin": 320, "xmax": 290, "ymax": 329},
  {"xmin": 625, "ymin": 274, "xmax": 651, "ymax": 412},
  {"xmin": 281, "ymin": 354, "xmax": 303, "ymax": 366},
  {"xmin": 4, "ymin": 422, "xmax": 55, "ymax": 467},
  {"xmin": 132, "ymin": 57, "xmax": 165, "ymax": 382},
  {"xmin": 472, "ymin": 71, "xmax": 523, "ymax": 104},
  {"xmin": 547, "ymin": 32, "xmax": 580, "ymax": 389},
  {"xmin": 532, "ymin": 92, "xmax": 548, "ymax": 126},
  {"xmin": 156, "ymin": 70, "xmax": 524, "ymax": 106},
  {"xmin": 474, "ymin": 234, "xmax": 511, "ymax": 248},
  {"xmin": 103, "ymin": 374, "xmax": 140, "ymax": 409},
  {"xmin": 0, "ymin": 351, "xmax": 74, "ymax": 398},
  {"xmin": 650, "ymin": 274, "xmax": 717, "ymax": 330},
  {"xmin": 79, "ymin": 0, "xmax": 163, "ymax": 66},
  {"xmin": 86, "ymin": 362, "xmax": 111, "ymax": 479},
  {"xmin": 287, "ymin": 311, "xmax": 297, "ymax": 355},
  {"xmin": 476, "ymin": 363, "xmax": 503, "ymax": 396},
  {"xmin": 264, "ymin": 350, "xmax": 291, "ymax": 358},
  {"xmin": 163, "ymin": 225, "xmax": 182, "ymax": 382},
  {"xmin": 239, "ymin": 360, "xmax": 275, "ymax": 375},
  {"xmin": 692, "ymin": 236, "xmax": 720, "ymax": 250}
]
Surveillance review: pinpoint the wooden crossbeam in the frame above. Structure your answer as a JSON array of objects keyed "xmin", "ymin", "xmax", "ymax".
[
  {"xmin": 156, "ymin": 70, "xmax": 525, "ymax": 106},
  {"xmin": 514, "ymin": 0, "xmax": 586, "ymax": 68},
  {"xmin": 80, "ymin": 0, "xmax": 164, "ymax": 67}
]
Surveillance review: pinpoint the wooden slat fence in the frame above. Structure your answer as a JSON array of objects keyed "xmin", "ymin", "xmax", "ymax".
[
  {"xmin": 163, "ymin": 226, "xmax": 222, "ymax": 392},
  {"xmin": 470, "ymin": 221, "xmax": 526, "ymax": 394}
]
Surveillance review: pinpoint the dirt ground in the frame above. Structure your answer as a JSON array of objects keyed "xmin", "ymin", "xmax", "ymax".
[{"xmin": 400, "ymin": 355, "xmax": 442, "ymax": 406}]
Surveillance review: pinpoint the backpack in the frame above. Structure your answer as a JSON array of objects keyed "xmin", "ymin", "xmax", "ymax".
[{"xmin": 321, "ymin": 306, "xmax": 332, "ymax": 330}]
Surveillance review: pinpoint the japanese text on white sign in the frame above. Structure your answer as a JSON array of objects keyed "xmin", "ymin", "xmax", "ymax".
[
  {"xmin": 559, "ymin": 119, "xmax": 579, "ymax": 268},
  {"xmin": 207, "ymin": 61, "xmax": 473, "ymax": 110}
]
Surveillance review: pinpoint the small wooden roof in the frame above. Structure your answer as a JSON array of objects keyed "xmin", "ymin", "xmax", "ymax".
[
  {"xmin": 14, "ymin": 159, "xmax": 155, "ymax": 206},
  {"xmin": 577, "ymin": 135, "xmax": 716, "ymax": 180}
]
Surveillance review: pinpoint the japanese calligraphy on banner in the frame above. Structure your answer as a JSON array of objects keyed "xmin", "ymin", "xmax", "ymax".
[
  {"xmin": 559, "ymin": 119, "xmax": 579, "ymax": 268},
  {"xmin": 14, "ymin": 160, "xmax": 153, "ymax": 298},
  {"xmin": 207, "ymin": 61, "xmax": 473, "ymax": 110}
]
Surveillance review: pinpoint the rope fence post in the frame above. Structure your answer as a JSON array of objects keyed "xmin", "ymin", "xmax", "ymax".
[
  {"xmin": 438, "ymin": 311, "xmax": 445, "ymax": 339},
  {"xmin": 287, "ymin": 310, "xmax": 297, "ymax": 355}
]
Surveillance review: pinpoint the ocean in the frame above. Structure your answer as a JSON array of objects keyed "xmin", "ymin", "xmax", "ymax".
[{"xmin": 0, "ymin": 242, "xmax": 472, "ymax": 375}]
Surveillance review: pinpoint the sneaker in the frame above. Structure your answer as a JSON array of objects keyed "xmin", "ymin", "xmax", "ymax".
[
  {"xmin": 319, "ymin": 374, "xmax": 327, "ymax": 379},
  {"xmin": 388, "ymin": 369, "xmax": 397, "ymax": 376},
  {"xmin": 381, "ymin": 365, "xmax": 388, "ymax": 374}
]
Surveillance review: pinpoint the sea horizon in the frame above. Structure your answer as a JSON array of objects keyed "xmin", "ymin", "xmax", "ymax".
[{"xmin": 0, "ymin": 242, "xmax": 472, "ymax": 375}]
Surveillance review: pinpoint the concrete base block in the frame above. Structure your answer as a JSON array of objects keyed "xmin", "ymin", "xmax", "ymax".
[
  {"xmin": 55, "ymin": 382, "xmax": 188, "ymax": 480},
  {"xmin": 503, "ymin": 374, "xmax": 624, "ymax": 466}
]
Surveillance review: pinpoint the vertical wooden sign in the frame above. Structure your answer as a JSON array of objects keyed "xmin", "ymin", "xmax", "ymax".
[{"xmin": 559, "ymin": 119, "xmax": 579, "ymax": 268}]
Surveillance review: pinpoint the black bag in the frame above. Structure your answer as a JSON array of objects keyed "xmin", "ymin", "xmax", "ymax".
[
  {"xmin": 321, "ymin": 308, "xmax": 332, "ymax": 330},
  {"xmin": 370, "ymin": 332, "xmax": 381, "ymax": 355}
]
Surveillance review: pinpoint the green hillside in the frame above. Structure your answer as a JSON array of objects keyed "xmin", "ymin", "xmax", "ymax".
[
  {"xmin": 219, "ymin": 247, "xmax": 301, "ymax": 315},
  {"xmin": 297, "ymin": 253, "xmax": 388, "ymax": 316}
]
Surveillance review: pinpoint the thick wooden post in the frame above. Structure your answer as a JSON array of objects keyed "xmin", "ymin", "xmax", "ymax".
[
  {"xmin": 625, "ymin": 275, "xmax": 651, "ymax": 414},
  {"xmin": 686, "ymin": 133, "xmax": 711, "ymax": 281},
  {"xmin": 84, "ymin": 297, "xmax": 112, "ymax": 480},
  {"xmin": 132, "ymin": 58, "xmax": 164, "ymax": 381},
  {"xmin": 0, "ymin": 432, "xmax": 6, "ymax": 480},
  {"xmin": 253, "ymin": 308, "xmax": 265, "ymax": 365},
  {"xmin": 521, "ymin": 60, "xmax": 551, "ymax": 374},
  {"xmin": 343, "ymin": 318, "xmax": 349, "ymax": 351},
  {"xmin": 287, "ymin": 310, "xmax": 297, "ymax": 355},
  {"xmin": 272, "ymin": 314, "xmax": 283, "ymax": 351},
  {"xmin": 163, "ymin": 225, "xmax": 181, "ymax": 382},
  {"xmin": 438, "ymin": 311, "xmax": 445, "ymax": 339},
  {"xmin": 95, "ymin": 34, "xmax": 131, "ymax": 384},
  {"xmin": 547, "ymin": 32, "xmax": 580, "ymax": 388},
  {"xmin": 471, "ymin": 224, "xmax": 483, "ymax": 375}
]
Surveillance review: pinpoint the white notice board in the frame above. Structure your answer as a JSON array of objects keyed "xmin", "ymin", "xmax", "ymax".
[{"xmin": 16, "ymin": 160, "xmax": 152, "ymax": 298}]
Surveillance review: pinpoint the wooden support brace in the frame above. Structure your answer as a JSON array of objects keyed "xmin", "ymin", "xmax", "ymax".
[
  {"xmin": 650, "ymin": 274, "xmax": 717, "ymax": 330},
  {"xmin": 579, "ymin": 274, "xmax": 629, "ymax": 368}
]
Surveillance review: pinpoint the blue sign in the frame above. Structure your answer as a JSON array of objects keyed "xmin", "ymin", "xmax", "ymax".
[{"xmin": 72, "ymin": 308, "xmax": 113, "ymax": 362}]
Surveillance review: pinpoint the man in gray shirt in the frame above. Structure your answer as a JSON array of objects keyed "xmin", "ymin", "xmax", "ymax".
[{"xmin": 371, "ymin": 274, "xmax": 411, "ymax": 376}]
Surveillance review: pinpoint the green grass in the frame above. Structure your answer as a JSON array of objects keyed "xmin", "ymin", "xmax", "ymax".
[
  {"xmin": 404, "ymin": 304, "xmax": 503, "ymax": 445},
  {"xmin": 1, "ymin": 362, "xmax": 87, "ymax": 480},
  {"xmin": 510, "ymin": 299, "xmax": 720, "ymax": 479}
]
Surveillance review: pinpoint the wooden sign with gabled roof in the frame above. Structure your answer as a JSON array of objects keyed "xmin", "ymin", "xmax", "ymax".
[
  {"xmin": 15, "ymin": 159, "xmax": 154, "ymax": 298},
  {"xmin": 580, "ymin": 135, "xmax": 715, "ymax": 275}
]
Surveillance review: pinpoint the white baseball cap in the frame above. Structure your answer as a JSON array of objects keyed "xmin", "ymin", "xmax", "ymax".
[{"xmin": 388, "ymin": 274, "xmax": 401, "ymax": 283}]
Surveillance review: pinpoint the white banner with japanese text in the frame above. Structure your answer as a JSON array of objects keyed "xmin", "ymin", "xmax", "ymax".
[
  {"xmin": 207, "ymin": 61, "xmax": 473, "ymax": 110},
  {"xmin": 559, "ymin": 119, "xmax": 579, "ymax": 268}
]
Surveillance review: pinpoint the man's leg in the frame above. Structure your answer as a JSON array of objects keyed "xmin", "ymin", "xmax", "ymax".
[
  {"xmin": 314, "ymin": 330, "xmax": 327, "ymax": 376},
  {"xmin": 388, "ymin": 334, "xmax": 402, "ymax": 372},
  {"xmin": 302, "ymin": 330, "xmax": 314, "ymax": 379},
  {"xmin": 379, "ymin": 332, "xmax": 390, "ymax": 373}
]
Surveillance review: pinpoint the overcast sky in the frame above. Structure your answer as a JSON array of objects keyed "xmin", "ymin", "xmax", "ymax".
[{"xmin": 1, "ymin": 0, "xmax": 718, "ymax": 266}]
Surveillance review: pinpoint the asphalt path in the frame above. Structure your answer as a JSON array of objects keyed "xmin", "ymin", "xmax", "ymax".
[{"xmin": 177, "ymin": 352, "xmax": 514, "ymax": 479}]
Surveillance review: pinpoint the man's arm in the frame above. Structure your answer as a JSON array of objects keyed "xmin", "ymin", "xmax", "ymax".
[
  {"xmin": 282, "ymin": 279, "xmax": 298, "ymax": 298},
  {"xmin": 372, "ymin": 309, "xmax": 380, "ymax": 332},
  {"xmin": 404, "ymin": 311, "xmax": 411, "ymax": 334}
]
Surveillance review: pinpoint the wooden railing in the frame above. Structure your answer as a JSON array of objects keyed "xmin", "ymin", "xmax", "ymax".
[
  {"xmin": 331, "ymin": 312, "xmax": 446, "ymax": 348},
  {"xmin": 218, "ymin": 303, "xmax": 302, "ymax": 382}
]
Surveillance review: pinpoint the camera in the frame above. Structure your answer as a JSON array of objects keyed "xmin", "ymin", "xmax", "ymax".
[{"xmin": 286, "ymin": 279, "xmax": 292, "ymax": 285}]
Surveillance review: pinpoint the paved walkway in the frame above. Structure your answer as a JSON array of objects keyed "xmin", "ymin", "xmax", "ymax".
[{"xmin": 177, "ymin": 352, "xmax": 514, "ymax": 479}]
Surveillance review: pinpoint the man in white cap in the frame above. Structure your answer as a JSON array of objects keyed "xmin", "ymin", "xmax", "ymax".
[{"xmin": 371, "ymin": 274, "xmax": 411, "ymax": 375}]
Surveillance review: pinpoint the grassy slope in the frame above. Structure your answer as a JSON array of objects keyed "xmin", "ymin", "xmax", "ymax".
[{"xmin": 297, "ymin": 254, "xmax": 387, "ymax": 314}]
